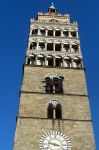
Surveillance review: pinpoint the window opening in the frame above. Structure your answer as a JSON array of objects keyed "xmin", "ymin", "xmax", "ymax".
[
  {"xmin": 71, "ymin": 31, "xmax": 77, "ymax": 37},
  {"xmin": 56, "ymin": 58, "xmax": 62, "ymax": 67},
  {"xmin": 48, "ymin": 30, "xmax": 53, "ymax": 36},
  {"xmin": 63, "ymin": 31, "xmax": 69, "ymax": 37},
  {"xmin": 32, "ymin": 29, "xmax": 38, "ymax": 35},
  {"xmin": 64, "ymin": 44, "xmax": 70, "ymax": 52},
  {"xmin": 30, "ymin": 42, "xmax": 37, "ymax": 50},
  {"xmin": 47, "ymin": 58, "xmax": 53, "ymax": 66},
  {"xmin": 55, "ymin": 30, "xmax": 61, "ymax": 36},
  {"xmin": 55, "ymin": 104, "xmax": 62, "ymax": 119},
  {"xmin": 48, "ymin": 100, "xmax": 62, "ymax": 119},
  {"xmin": 39, "ymin": 43, "xmax": 45, "ymax": 50},
  {"xmin": 47, "ymin": 43, "xmax": 53, "ymax": 51},
  {"xmin": 55, "ymin": 44, "xmax": 61, "ymax": 51},
  {"xmin": 48, "ymin": 104, "xmax": 53, "ymax": 118},
  {"xmin": 45, "ymin": 75, "xmax": 64, "ymax": 94},
  {"xmin": 72, "ymin": 44, "xmax": 79, "ymax": 52},
  {"xmin": 40, "ymin": 29, "xmax": 45, "ymax": 35},
  {"xmin": 27, "ymin": 57, "xmax": 35, "ymax": 65}
]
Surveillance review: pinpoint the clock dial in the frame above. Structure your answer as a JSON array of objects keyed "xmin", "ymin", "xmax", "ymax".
[{"xmin": 39, "ymin": 131, "xmax": 71, "ymax": 150}]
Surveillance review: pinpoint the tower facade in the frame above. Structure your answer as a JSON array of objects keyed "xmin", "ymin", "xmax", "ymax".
[{"xmin": 13, "ymin": 4, "xmax": 95, "ymax": 150}]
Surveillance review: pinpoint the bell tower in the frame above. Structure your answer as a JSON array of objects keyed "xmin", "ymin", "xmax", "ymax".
[{"xmin": 13, "ymin": 3, "xmax": 95, "ymax": 150}]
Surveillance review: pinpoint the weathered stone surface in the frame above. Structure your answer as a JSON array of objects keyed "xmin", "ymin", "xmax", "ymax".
[
  {"xmin": 14, "ymin": 118, "xmax": 95, "ymax": 150},
  {"xmin": 19, "ymin": 93, "xmax": 91, "ymax": 120},
  {"xmin": 22, "ymin": 66, "xmax": 88, "ymax": 95}
]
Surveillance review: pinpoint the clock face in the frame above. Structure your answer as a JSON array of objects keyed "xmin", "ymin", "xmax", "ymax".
[{"xmin": 39, "ymin": 131, "xmax": 71, "ymax": 150}]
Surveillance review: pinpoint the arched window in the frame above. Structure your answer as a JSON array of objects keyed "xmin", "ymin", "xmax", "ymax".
[
  {"xmin": 27, "ymin": 56, "xmax": 35, "ymax": 65},
  {"xmin": 73, "ymin": 57, "xmax": 82, "ymax": 68},
  {"xmin": 32, "ymin": 28, "xmax": 38, "ymax": 35},
  {"xmin": 48, "ymin": 103, "xmax": 53, "ymax": 118},
  {"xmin": 45, "ymin": 74, "xmax": 64, "ymax": 94},
  {"xmin": 47, "ymin": 100, "xmax": 62, "ymax": 119},
  {"xmin": 56, "ymin": 103, "xmax": 62, "ymax": 119},
  {"xmin": 30, "ymin": 42, "xmax": 37, "ymax": 50}
]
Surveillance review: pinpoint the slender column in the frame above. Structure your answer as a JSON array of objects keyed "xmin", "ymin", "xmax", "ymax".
[
  {"xmin": 45, "ymin": 42, "xmax": 47, "ymax": 51},
  {"xmin": 81, "ymin": 60, "xmax": 83, "ymax": 68},
  {"xmin": 37, "ymin": 42, "xmax": 39, "ymax": 50},
  {"xmin": 30, "ymin": 29, "xmax": 32, "ymax": 35},
  {"xmin": 78, "ymin": 44, "xmax": 80, "ymax": 52},
  {"xmin": 28, "ymin": 42, "xmax": 30, "ymax": 49},
  {"xmin": 62, "ymin": 58, "xmax": 65, "ymax": 67},
  {"xmin": 53, "ymin": 43, "xmax": 55, "ymax": 51},
  {"xmin": 71, "ymin": 58, "xmax": 73, "ymax": 68},
  {"xmin": 25, "ymin": 56, "xmax": 28, "ymax": 64},
  {"xmin": 70, "ymin": 44, "xmax": 72, "ymax": 52},
  {"xmin": 53, "ymin": 30, "xmax": 55, "ymax": 36},
  {"xmin": 61, "ymin": 30, "xmax": 63, "ymax": 37},
  {"xmin": 45, "ymin": 56, "xmax": 47, "ymax": 66},
  {"xmin": 35, "ymin": 55, "xmax": 38, "ymax": 65},
  {"xmin": 69, "ymin": 31, "xmax": 71, "ymax": 37},
  {"xmin": 53, "ymin": 108, "xmax": 56, "ymax": 118},
  {"xmin": 46, "ymin": 30, "xmax": 48, "ymax": 36},
  {"xmin": 53, "ymin": 57, "xmax": 56, "ymax": 66},
  {"xmin": 77, "ymin": 31, "xmax": 79, "ymax": 38},
  {"xmin": 61, "ymin": 43, "xmax": 64, "ymax": 51},
  {"xmin": 38, "ymin": 28, "xmax": 40, "ymax": 35}
]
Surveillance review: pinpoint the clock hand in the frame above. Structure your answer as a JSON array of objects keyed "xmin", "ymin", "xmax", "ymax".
[{"xmin": 49, "ymin": 142, "xmax": 60, "ymax": 146}]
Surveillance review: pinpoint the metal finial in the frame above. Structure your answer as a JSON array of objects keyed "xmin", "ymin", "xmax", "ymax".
[{"xmin": 51, "ymin": 2, "xmax": 54, "ymax": 6}]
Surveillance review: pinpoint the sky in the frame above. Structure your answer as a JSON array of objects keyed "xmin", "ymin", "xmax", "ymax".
[{"xmin": 0, "ymin": 0, "xmax": 99, "ymax": 149}]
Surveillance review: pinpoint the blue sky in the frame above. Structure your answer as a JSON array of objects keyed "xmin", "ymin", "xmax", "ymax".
[{"xmin": 0, "ymin": 0, "xmax": 99, "ymax": 149}]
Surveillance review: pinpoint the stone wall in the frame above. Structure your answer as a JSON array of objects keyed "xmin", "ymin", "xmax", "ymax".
[
  {"xmin": 14, "ymin": 118, "xmax": 95, "ymax": 150},
  {"xmin": 19, "ymin": 92, "xmax": 91, "ymax": 120},
  {"xmin": 22, "ymin": 66, "xmax": 88, "ymax": 95}
]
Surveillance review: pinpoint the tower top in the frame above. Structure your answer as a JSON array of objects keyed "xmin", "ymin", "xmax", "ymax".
[
  {"xmin": 48, "ymin": 3, "xmax": 57, "ymax": 14},
  {"xmin": 49, "ymin": 3, "xmax": 56, "ymax": 9}
]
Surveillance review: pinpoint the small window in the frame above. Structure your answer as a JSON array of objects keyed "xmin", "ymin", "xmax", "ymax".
[
  {"xmin": 48, "ymin": 104, "xmax": 53, "ymax": 118},
  {"xmin": 39, "ymin": 43, "xmax": 45, "ymax": 50},
  {"xmin": 64, "ymin": 44, "xmax": 70, "ymax": 52},
  {"xmin": 71, "ymin": 31, "xmax": 77, "ymax": 37},
  {"xmin": 55, "ymin": 30, "xmax": 61, "ymax": 36},
  {"xmin": 32, "ymin": 29, "xmax": 38, "ymax": 35},
  {"xmin": 63, "ymin": 30, "xmax": 69, "ymax": 37},
  {"xmin": 73, "ymin": 59, "xmax": 82, "ymax": 68},
  {"xmin": 45, "ymin": 75, "xmax": 64, "ymax": 94},
  {"xmin": 27, "ymin": 57, "xmax": 35, "ymax": 65},
  {"xmin": 30, "ymin": 42, "xmax": 37, "ymax": 50},
  {"xmin": 40, "ymin": 29, "xmax": 45, "ymax": 35},
  {"xmin": 56, "ymin": 58, "xmax": 62, "ymax": 67},
  {"xmin": 55, "ymin": 44, "xmax": 61, "ymax": 51},
  {"xmin": 48, "ymin": 30, "xmax": 53, "ymax": 36},
  {"xmin": 48, "ymin": 100, "xmax": 62, "ymax": 119},
  {"xmin": 72, "ymin": 44, "xmax": 79, "ymax": 52},
  {"xmin": 47, "ymin": 58, "xmax": 53, "ymax": 66},
  {"xmin": 47, "ymin": 43, "xmax": 53, "ymax": 51}
]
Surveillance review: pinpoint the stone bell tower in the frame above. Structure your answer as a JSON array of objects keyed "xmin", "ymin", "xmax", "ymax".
[{"xmin": 13, "ymin": 3, "xmax": 95, "ymax": 150}]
